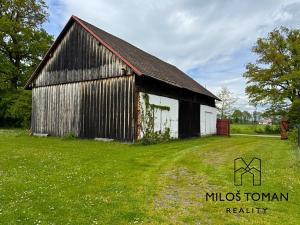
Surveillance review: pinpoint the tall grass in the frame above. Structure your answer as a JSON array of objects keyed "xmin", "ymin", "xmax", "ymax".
[{"xmin": 231, "ymin": 124, "xmax": 280, "ymax": 134}]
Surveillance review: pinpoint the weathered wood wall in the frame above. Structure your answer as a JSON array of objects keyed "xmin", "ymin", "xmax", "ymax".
[
  {"xmin": 32, "ymin": 76, "xmax": 135, "ymax": 141},
  {"xmin": 34, "ymin": 23, "xmax": 132, "ymax": 87},
  {"xmin": 31, "ymin": 22, "xmax": 136, "ymax": 141}
]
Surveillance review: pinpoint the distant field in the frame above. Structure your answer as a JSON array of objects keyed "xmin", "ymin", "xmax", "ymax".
[
  {"xmin": 230, "ymin": 123, "xmax": 280, "ymax": 135},
  {"xmin": 0, "ymin": 129, "xmax": 298, "ymax": 224}
]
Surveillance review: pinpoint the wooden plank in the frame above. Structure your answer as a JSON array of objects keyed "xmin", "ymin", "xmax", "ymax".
[{"xmin": 31, "ymin": 75, "xmax": 135, "ymax": 141}]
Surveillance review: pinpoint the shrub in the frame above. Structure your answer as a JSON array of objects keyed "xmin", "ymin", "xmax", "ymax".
[
  {"xmin": 288, "ymin": 99, "xmax": 300, "ymax": 128},
  {"xmin": 62, "ymin": 132, "xmax": 76, "ymax": 140},
  {"xmin": 254, "ymin": 126, "xmax": 265, "ymax": 134},
  {"xmin": 288, "ymin": 128, "xmax": 299, "ymax": 148},
  {"xmin": 139, "ymin": 93, "xmax": 171, "ymax": 145},
  {"xmin": 162, "ymin": 127, "xmax": 171, "ymax": 140},
  {"xmin": 231, "ymin": 126, "xmax": 241, "ymax": 134},
  {"xmin": 254, "ymin": 125, "xmax": 280, "ymax": 134},
  {"xmin": 0, "ymin": 89, "xmax": 32, "ymax": 128},
  {"xmin": 265, "ymin": 125, "xmax": 280, "ymax": 134},
  {"xmin": 140, "ymin": 128, "xmax": 171, "ymax": 145}
]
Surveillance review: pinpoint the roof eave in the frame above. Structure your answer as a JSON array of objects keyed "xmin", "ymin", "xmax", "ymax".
[{"xmin": 143, "ymin": 73, "xmax": 220, "ymax": 100}]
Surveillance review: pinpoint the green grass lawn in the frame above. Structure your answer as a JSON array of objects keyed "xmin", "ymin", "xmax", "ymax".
[
  {"xmin": 230, "ymin": 124, "xmax": 280, "ymax": 135},
  {"xmin": 0, "ymin": 130, "xmax": 299, "ymax": 224}
]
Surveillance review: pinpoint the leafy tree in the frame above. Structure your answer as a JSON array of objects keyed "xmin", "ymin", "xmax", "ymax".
[
  {"xmin": 0, "ymin": 0, "xmax": 52, "ymax": 128},
  {"xmin": 216, "ymin": 87, "xmax": 237, "ymax": 118},
  {"xmin": 243, "ymin": 27, "xmax": 300, "ymax": 117},
  {"xmin": 231, "ymin": 110, "xmax": 252, "ymax": 123},
  {"xmin": 242, "ymin": 111, "xmax": 252, "ymax": 123},
  {"xmin": 0, "ymin": 0, "xmax": 53, "ymax": 89},
  {"xmin": 231, "ymin": 109, "xmax": 243, "ymax": 123}
]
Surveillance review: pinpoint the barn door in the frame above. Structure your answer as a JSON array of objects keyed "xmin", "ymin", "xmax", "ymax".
[{"xmin": 179, "ymin": 100, "xmax": 200, "ymax": 138}]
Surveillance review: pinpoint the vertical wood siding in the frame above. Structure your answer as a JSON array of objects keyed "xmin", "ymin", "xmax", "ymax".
[
  {"xmin": 32, "ymin": 76, "xmax": 135, "ymax": 141},
  {"xmin": 34, "ymin": 23, "xmax": 132, "ymax": 87}
]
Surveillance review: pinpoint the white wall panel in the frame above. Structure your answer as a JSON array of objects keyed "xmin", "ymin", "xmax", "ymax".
[
  {"xmin": 200, "ymin": 105, "xmax": 217, "ymax": 135},
  {"xmin": 139, "ymin": 92, "xmax": 179, "ymax": 138}
]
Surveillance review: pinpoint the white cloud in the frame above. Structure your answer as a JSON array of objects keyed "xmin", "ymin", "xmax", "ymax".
[
  {"xmin": 219, "ymin": 77, "xmax": 244, "ymax": 85},
  {"xmin": 46, "ymin": 0, "xmax": 300, "ymax": 112}
]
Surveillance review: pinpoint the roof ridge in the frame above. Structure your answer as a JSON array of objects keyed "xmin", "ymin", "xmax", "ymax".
[
  {"xmin": 72, "ymin": 16, "xmax": 143, "ymax": 76},
  {"xmin": 74, "ymin": 16, "xmax": 179, "ymax": 71}
]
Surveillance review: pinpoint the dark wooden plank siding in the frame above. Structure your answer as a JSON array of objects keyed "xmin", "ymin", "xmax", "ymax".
[
  {"xmin": 179, "ymin": 101, "xmax": 200, "ymax": 138},
  {"xmin": 33, "ymin": 23, "xmax": 132, "ymax": 87},
  {"xmin": 31, "ymin": 76, "xmax": 135, "ymax": 141}
]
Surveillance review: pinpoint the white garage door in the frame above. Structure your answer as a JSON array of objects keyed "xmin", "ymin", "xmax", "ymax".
[{"xmin": 200, "ymin": 105, "xmax": 217, "ymax": 136}]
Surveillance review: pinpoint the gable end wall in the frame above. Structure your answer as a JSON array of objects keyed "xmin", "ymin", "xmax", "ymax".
[{"xmin": 33, "ymin": 23, "xmax": 132, "ymax": 87}]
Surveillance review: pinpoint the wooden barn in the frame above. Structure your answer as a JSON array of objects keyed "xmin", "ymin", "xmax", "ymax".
[{"xmin": 25, "ymin": 16, "xmax": 219, "ymax": 142}]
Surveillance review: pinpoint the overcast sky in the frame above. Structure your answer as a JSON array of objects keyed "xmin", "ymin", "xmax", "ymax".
[{"xmin": 44, "ymin": 0, "xmax": 300, "ymax": 112}]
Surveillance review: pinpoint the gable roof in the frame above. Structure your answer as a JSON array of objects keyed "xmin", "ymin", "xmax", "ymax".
[{"xmin": 25, "ymin": 16, "xmax": 219, "ymax": 100}]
